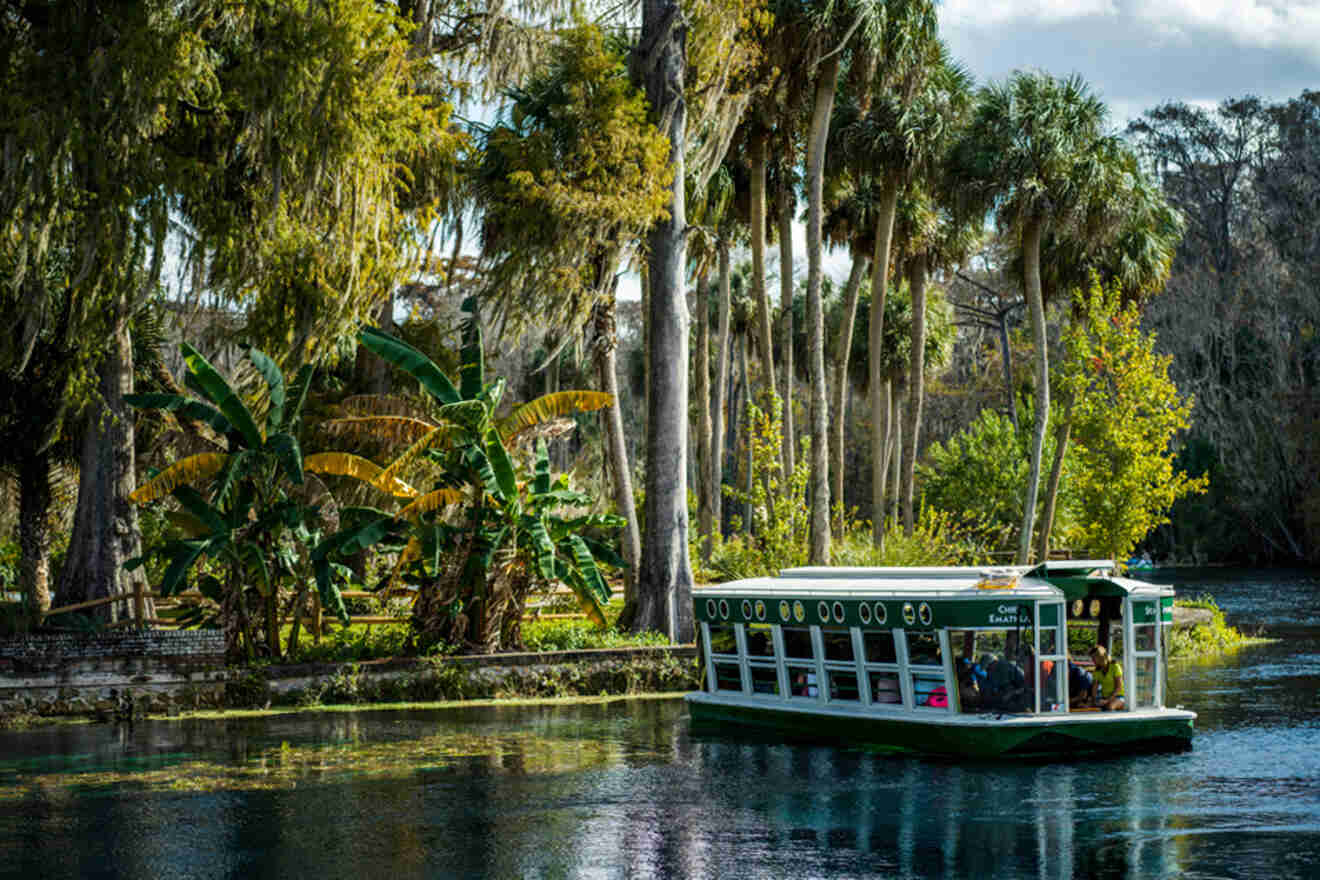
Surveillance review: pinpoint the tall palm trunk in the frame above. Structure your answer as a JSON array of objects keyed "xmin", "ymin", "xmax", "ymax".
[
  {"xmin": 1036, "ymin": 400, "xmax": 1073, "ymax": 562},
  {"xmin": 889, "ymin": 391, "xmax": 902, "ymax": 530},
  {"xmin": 594, "ymin": 294, "xmax": 642, "ymax": 599},
  {"xmin": 56, "ymin": 303, "xmax": 151, "ymax": 624},
  {"xmin": 1017, "ymin": 217, "xmax": 1049, "ymax": 564},
  {"xmin": 804, "ymin": 57, "xmax": 839, "ymax": 565},
  {"xmin": 18, "ymin": 450, "xmax": 52, "ymax": 623},
  {"xmin": 901, "ymin": 253, "xmax": 928, "ymax": 536},
  {"xmin": 868, "ymin": 178, "xmax": 901, "ymax": 543},
  {"xmin": 778, "ymin": 183, "xmax": 795, "ymax": 477},
  {"xmin": 739, "ymin": 332, "xmax": 753, "ymax": 534},
  {"xmin": 831, "ymin": 254, "xmax": 868, "ymax": 528},
  {"xmin": 636, "ymin": 0, "xmax": 694, "ymax": 642},
  {"xmin": 711, "ymin": 242, "xmax": 732, "ymax": 543},
  {"xmin": 749, "ymin": 134, "xmax": 777, "ymax": 405},
  {"xmin": 695, "ymin": 266, "xmax": 715, "ymax": 561}
]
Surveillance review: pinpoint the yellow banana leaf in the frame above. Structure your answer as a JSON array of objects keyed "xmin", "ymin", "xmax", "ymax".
[
  {"xmin": 398, "ymin": 487, "xmax": 466, "ymax": 520},
  {"xmin": 130, "ymin": 452, "xmax": 230, "ymax": 504},
  {"xmin": 374, "ymin": 426, "xmax": 454, "ymax": 492},
  {"xmin": 498, "ymin": 391, "xmax": 614, "ymax": 440},
  {"xmin": 321, "ymin": 415, "xmax": 437, "ymax": 446},
  {"xmin": 304, "ymin": 452, "xmax": 419, "ymax": 498}
]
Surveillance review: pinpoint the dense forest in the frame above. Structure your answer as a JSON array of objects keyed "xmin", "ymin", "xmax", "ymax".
[{"xmin": 1, "ymin": 1, "xmax": 1316, "ymax": 658}]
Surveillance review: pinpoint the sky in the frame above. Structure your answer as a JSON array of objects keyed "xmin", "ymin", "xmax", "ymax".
[{"xmin": 939, "ymin": 0, "xmax": 1320, "ymax": 124}]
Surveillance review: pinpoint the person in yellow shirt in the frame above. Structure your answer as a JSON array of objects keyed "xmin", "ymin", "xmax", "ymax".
[{"xmin": 1089, "ymin": 645, "xmax": 1125, "ymax": 711}]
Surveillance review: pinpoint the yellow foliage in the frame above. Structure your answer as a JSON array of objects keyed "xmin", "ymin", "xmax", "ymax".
[
  {"xmin": 398, "ymin": 488, "xmax": 467, "ymax": 520},
  {"xmin": 304, "ymin": 452, "xmax": 418, "ymax": 498},
  {"xmin": 130, "ymin": 453, "xmax": 230, "ymax": 504}
]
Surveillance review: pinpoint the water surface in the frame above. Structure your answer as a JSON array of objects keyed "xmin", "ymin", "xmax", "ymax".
[{"xmin": 1, "ymin": 569, "xmax": 1316, "ymax": 879}]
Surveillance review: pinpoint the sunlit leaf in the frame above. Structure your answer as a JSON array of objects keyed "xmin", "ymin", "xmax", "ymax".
[
  {"xmin": 130, "ymin": 453, "xmax": 230, "ymax": 504},
  {"xmin": 497, "ymin": 391, "xmax": 614, "ymax": 440},
  {"xmin": 398, "ymin": 488, "xmax": 466, "ymax": 520},
  {"xmin": 181, "ymin": 342, "xmax": 264, "ymax": 449},
  {"xmin": 304, "ymin": 452, "xmax": 418, "ymax": 498}
]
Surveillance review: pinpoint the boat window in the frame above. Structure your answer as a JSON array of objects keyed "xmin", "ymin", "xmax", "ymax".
[
  {"xmin": 955, "ymin": 629, "xmax": 1028, "ymax": 713},
  {"xmin": 749, "ymin": 664, "xmax": 780, "ymax": 695},
  {"xmin": 1039, "ymin": 625, "xmax": 1059, "ymax": 655},
  {"xmin": 868, "ymin": 671, "xmax": 902, "ymax": 704},
  {"xmin": 821, "ymin": 628, "xmax": 854, "ymax": 662},
  {"xmin": 826, "ymin": 668, "xmax": 861, "ymax": 702},
  {"xmin": 863, "ymin": 631, "xmax": 897, "ymax": 664},
  {"xmin": 709, "ymin": 624, "xmax": 738, "ymax": 657},
  {"xmin": 787, "ymin": 664, "xmax": 820, "ymax": 698},
  {"xmin": 745, "ymin": 624, "xmax": 776, "ymax": 658},
  {"xmin": 1132, "ymin": 655, "xmax": 1157, "ymax": 708},
  {"xmin": 911, "ymin": 672, "xmax": 948, "ymax": 710},
  {"xmin": 906, "ymin": 632, "xmax": 942, "ymax": 667},
  {"xmin": 713, "ymin": 662, "xmax": 742, "ymax": 692},
  {"xmin": 782, "ymin": 627, "xmax": 814, "ymax": 660},
  {"xmin": 1133, "ymin": 624, "xmax": 1156, "ymax": 652}
]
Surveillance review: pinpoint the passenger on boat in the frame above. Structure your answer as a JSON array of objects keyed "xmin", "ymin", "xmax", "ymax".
[
  {"xmin": 955, "ymin": 656, "xmax": 983, "ymax": 710},
  {"xmin": 792, "ymin": 670, "xmax": 820, "ymax": 698},
  {"xmin": 1066, "ymin": 657, "xmax": 1095, "ymax": 708},
  {"xmin": 1090, "ymin": 645, "xmax": 1125, "ymax": 711},
  {"xmin": 985, "ymin": 653, "xmax": 1027, "ymax": 712},
  {"xmin": 1021, "ymin": 646, "xmax": 1056, "ymax": 709}
]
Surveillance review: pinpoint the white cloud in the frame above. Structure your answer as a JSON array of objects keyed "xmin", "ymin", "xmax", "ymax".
[
  {"xmin": 942, "ymin": 0, "xmax": 1118, "ymax": 28},
  {"xmin": 1134, "ymin": 2, "xmax": 1320, "ymax": 56}
]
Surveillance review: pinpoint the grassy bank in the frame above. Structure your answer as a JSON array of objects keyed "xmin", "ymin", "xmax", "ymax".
[{"xmin": 1169, "ymin": 595, "xmax": 1254, "ymax": 659}]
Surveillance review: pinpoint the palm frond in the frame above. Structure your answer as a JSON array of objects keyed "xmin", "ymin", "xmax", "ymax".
[
  {"xmin": 339, "ymin": 394, "xmax": 430, "ymax": 419},
  {"xmin": 130, "ymin": 452, "xmax": 230, "ymax": 504},
  {"xmin": 304, "ymin": 452, "xmax": 419, "ymax": 498}
]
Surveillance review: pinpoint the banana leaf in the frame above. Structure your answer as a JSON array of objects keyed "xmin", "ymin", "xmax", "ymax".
[
  {"xmin": 245, "ymin": 346, "xmax": 286, "ymax": 429},
  {"xmin": 524, "ymin": 515, "xmax": 556, "ymax": 581},
  {"xmin": 358, "ymin": 326, "xmax": 460, "ymax": 405},
  {"xmin": 484, "ymin": 429, "xmax": 518, "ymax": 500},
  {"xmin": 171, "ymin": 486, "xmax": 230, "ymax": 536},
  {"xmin": 567, "ymin": 534, "xmax": 612, "ymax": 607},
  {"xmin": 159, "ymin": 538, "xmax": 210, "ymax": 596},
  {"xmin": 129, "ymin": 452, "xmax": 230, "ymax": 504},
  {"xmin": 124, "ymin": 392, "xmax": 232, "ymax": 436},
  {"xmin": 398, "ymin": 487, "xmax": 466, "ymax": 520},
  {"xmin": 498, "ymin": 391, "xmax": 614, "ymax": 440},
  {"xmin": 181, "ymin": 343, "xmax": 264, "ymax": 449},
  {"xmin": 578, "ymin": 535, "xmax": 628, "ymax": 570},
  {"xmin": 532, "ymin": 440, "xmax": 551, "ymax": 495},
  {"xmin": 284, "ymin": 364, "xmax": 315, "ymax": 432},
  {"xmin": 265, "ymin": 432, "xmax": 304, "ymax": 486},
  {"xmin": 555, "ymin": 559, "xmax": 607, "ymax": 628},
  {"xmin": 304, "ymin": 451, "xmax": 419, "ymax": 498},
  {"xmin": 459, "ymin": 295, "xmax": 486, "ymax": 401}
]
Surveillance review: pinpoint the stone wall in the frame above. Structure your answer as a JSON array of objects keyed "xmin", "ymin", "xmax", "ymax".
[{"xmin": 0, "ymin": 629, "xmax": 225, "ymax": 670}]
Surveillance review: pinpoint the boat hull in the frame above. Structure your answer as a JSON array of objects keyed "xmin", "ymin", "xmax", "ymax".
[{"xmin": 686, "ymin": 693, "xmax": 1194, "ymax": 759}]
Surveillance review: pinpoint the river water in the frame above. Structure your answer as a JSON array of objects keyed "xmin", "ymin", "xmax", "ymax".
[{"xmin": 1, "ymin": 569, "xmax": 1316, "ymax": 879}]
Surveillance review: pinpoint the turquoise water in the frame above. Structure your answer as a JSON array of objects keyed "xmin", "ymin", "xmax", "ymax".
[{"xmin": 1, "ymin": 569, "xmax": 1316, "ymax": 879}]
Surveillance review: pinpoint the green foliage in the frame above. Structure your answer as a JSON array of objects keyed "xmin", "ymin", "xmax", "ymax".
[
  {"xmin": 126, "ymin": 343, "xmax": 343, "ymax": 661},
  {"xmin": 917, "ymin": 404, "xmax": 1074, "ymax": 552},
  {"xmin": 1058, "ymin": 281, "xmax": 1208, "ymax": 561},
  {"xmin": 1169, "ymin": 596, "xmax": 1247, "ymax": 659},
  {"xmin": 713, "ymin": 396, "xmax": 810, "ymax": 577},
  {"xmin": 345, "ymin": 302, "xmax": 623, "ymax": 652},
  {"xmin": 831, "ymin": 507, "xmax": 993, "ymax": 568},
  {"xmin": 521, "ymin": 619, "xmax": 669, "ymax": 652},
  {"xmin": 289, "ymin": 624, "xmax": 414, "ymax": 665}
]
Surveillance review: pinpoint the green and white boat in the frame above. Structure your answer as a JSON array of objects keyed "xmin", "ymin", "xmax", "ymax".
[{"xmin": 687, "ymin": 561, "xmax": 1194, "ymax": 759}]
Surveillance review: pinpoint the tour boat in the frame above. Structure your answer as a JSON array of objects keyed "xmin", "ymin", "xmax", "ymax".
[{"xmin": 686, "ymin": 561, "xmax": 1195, "ymax": 758}]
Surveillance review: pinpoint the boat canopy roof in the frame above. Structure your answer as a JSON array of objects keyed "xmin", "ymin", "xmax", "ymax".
[{"xmin": 693, "ymin": 561, "xmax": 1174, "ymax": 603}]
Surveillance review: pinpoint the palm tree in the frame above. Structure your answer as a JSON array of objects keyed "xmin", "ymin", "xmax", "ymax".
[
  {"xmin": 827, "ymin": 1, "xmax": 940, "ymax": 544},
  {"xmin": 950, "ymin": 71, "xmax": 1112, "ymax": 564}
]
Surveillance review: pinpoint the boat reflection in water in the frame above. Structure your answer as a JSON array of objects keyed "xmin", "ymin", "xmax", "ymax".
[{"xmin": 684, "ymin": 734, "xmax": 1189, "ymax": 878}]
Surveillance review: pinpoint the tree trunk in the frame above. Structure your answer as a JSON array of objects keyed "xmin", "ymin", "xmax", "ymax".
[
  {"xmin": 635, "ymin": 0, "xmax": 694, "ymax": 643},
  {"xmin": 695, "ymin": 266, "xmax": 715, "ymax": 561},
  {"xmin": 832, "ymin": 254, "xmax": 868, "ymax": 529},
  {"xmin": 740, "ymin": 333, "xmax": 753, "ymax": 534},
  {"xmin": 749, "ymin": 133, "xmax": 777, "ymax": 405},
  {"xmin": 804, "ymin": 57, "xmax": 839, "ymax": 565},
  {"xmin": 594, "ymin": 295, "xmax": 642, "ymax": 602},
  {"xmin": 778, "ymin": 181, "xmax": 795, "ymax": 478},
  {"xmin": 901, "ymin": 254, "xmax": 929, "ymax": 537},
  {"xmin": 711, "ymin": 241, "xmax": 732, "ymax": 543},
  {"xmin": 889, "ymin": 393, "xmax": 902, "ymax": 531},
  {"xmin": 1036, "ymin": 402, "xmax": 1072, "ymax": 563},
  {"xmin": 18, "ymin": 450, "xmax": 52, "ymax": 624},
  {"xmin": 1000, "ymin": 308, "xmax": 1019, "ymax": 430},
  {"xmin": 1017, "ymin": 217, "xmax": 1049, "ymax": 565},
  {"xmin": 868, "ymin": 179, "xmax": 901, "ymax": 543},
  {"xmin": 56, "ymin": 306, "xmax": 151, "ymax": 624}
]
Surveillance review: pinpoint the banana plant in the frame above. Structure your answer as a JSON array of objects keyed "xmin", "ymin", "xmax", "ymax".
[
  {"xmin": 342, "ymin": 298, "xmax": 624, "ymax": 652},
  {"xmin": 125, "ymin": 343, "xmax": 386, "ymax": 660}
]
